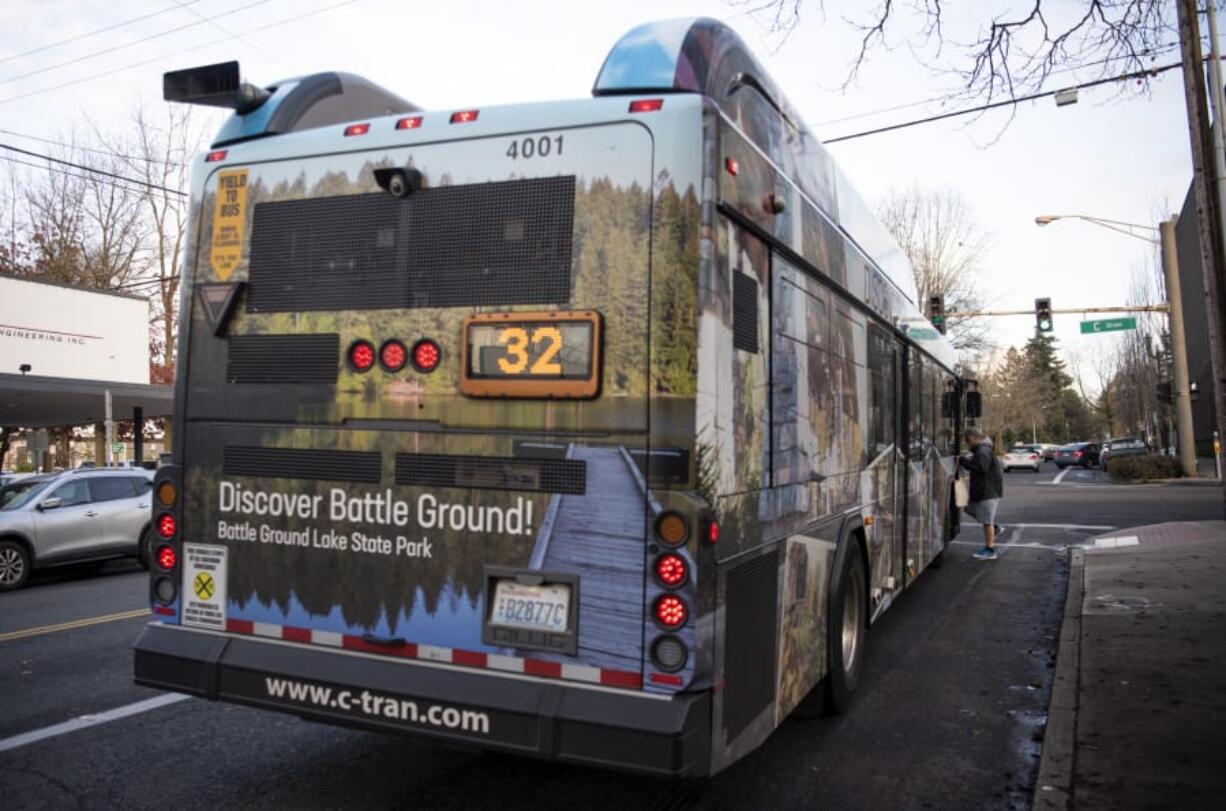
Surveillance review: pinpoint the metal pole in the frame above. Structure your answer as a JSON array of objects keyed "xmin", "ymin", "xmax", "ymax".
[
  {"xmin": 104, "ymin": 389, "xmax": 113, "ymax": 467},
  {"xmin": 133, "ymin": 406, "xmax": 144, "ymax": 467},
  {"xmin": 1161, "ymin": 218, "xmax": 1199, "ymax": 477}
]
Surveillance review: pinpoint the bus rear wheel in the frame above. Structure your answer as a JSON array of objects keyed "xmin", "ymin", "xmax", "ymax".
[{"xmin": 825, "ymin": 538, "xmax": 866, "ymax": 714}]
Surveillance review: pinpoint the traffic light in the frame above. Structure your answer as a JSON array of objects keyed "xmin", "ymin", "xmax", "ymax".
[
  {"xmin": 927, "ymin": 294, "xmax": 946, "ymax": 334},
  {"xmin": 1035, "ymin": 297, "xmax": 1053, "ymax": 333}
]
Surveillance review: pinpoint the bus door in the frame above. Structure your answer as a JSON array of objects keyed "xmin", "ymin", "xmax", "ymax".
[
  {"xmin": 903, "ymin": 346, "xmax": 928, "ymax": 584},
  {"xmin": 864, "ymin": 323, "xmax": 903, "ymax": 617}
]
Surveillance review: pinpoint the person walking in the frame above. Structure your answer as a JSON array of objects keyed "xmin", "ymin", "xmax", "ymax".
[{"xmin": 959, "ymin": 429, "xmax": 1004, "ymax": 561}]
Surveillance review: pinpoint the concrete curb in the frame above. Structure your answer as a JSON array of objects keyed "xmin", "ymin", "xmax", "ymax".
[{"xmin": 1033, "ymin": 547, "xmax": 1084, "ymax": 811}]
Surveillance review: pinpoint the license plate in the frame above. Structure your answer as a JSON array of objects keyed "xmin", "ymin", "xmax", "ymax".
[{"xmin": 489, "ymin": 580, "xmax": 570, "ymax": 632}]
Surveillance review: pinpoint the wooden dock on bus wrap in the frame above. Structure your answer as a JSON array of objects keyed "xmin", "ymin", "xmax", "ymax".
[{"xmin": 523, "ymin": 445, "xmax": 660, "ymax": 673}]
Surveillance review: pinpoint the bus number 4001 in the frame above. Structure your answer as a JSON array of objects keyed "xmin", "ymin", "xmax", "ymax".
[{"xmin": 506, "ymin": 134, "xmax": 563, "ymax": 160}]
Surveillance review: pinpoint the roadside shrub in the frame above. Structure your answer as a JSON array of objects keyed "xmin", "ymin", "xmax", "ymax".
[{"xmin": 1107, "ymin": 454, "xmax": 1183, "ymax": 482}]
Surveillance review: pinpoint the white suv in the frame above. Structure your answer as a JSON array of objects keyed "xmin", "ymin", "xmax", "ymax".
[{"xmin": 0, "ymin": 469, "xmax": 154, "ymax": 591}]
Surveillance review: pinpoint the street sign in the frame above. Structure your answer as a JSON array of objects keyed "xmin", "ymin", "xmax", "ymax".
[
  {"xmin": 1079, "ymin": 316, "xmax": 1137, "ymax": 334},
  {"xmin": 111, "ymin": 442, "xmax": 124, "ymax": 454}
]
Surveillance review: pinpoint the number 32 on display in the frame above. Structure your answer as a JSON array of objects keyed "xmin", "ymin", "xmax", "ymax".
[{"xmin": 497, "ymin": 326, "xmax": 562, "ymax": 375}]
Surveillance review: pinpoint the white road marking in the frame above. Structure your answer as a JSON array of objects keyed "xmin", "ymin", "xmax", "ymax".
[
  {"xmin": 1050, "ymin": 468, "xmax": 1071, "ymax": 484},
  {"xmin": 0, "ymin": 693, "xmax": 190, "ymax": 754},
  {"xmin": 1092, "ymin": 536, "xmax": 1140, "ymax": 548},
  {"xmin": 1012, "ymin": 523, "xmax": 1117, "ymax": 531}
]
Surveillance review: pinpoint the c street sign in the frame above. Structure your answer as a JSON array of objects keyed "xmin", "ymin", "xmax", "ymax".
[{"xmin": 1080, "ymin": 316, "xmax": 1137, "ymax": 334}]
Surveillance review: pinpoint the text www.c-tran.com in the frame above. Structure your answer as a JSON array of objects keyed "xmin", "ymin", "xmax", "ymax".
[{"xmin": 264, "ymin": 677, "xmax": 490, "ymax": 735}]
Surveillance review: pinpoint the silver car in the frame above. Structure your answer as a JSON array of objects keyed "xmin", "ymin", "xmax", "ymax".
[{"xmin": 0, "ymin": 469, "xmax": 154, "ymax": 591}]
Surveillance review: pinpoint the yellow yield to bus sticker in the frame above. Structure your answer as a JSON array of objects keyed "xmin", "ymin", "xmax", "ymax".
[
  {"xmin": 182, "ymin": 543, "xmax": 227, "ymax": 631},
  {"xmin": 210, "ymin": 169, "xmax": 248, "ymax": 280}
]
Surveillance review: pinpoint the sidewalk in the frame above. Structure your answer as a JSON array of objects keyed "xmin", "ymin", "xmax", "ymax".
[{"xmin": 1035, "ymin": 520, "xmax": 1226, "ymax": 809}]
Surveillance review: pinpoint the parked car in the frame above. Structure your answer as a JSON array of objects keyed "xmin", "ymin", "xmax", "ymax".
[
  {"xmin": 0, "ymin": 468, "xmax": 154, "ymax": 591},
  {"xmin": 0, "ymin": 472, "xmax": 33, "ymax": 488},
  {"xmin": 1101, "ymin": 437, "xmax": 1148, "ymax": 471},
  {"xmin": 1040, "ymin": 443, "xmax": 1060, "ymax": 461},
  {"xmin": 1054, "ymin": 442, "xmax": 1101, "ymax": 469},
  {"xmin": 1003, "ymin": 446, "xmax": 1042, "ymax": 472}
]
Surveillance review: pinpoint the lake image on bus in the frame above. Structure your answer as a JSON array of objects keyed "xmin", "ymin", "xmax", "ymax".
[{"xmin": 135, "ymin": 17, "xmax": 969, "ymax": 776}]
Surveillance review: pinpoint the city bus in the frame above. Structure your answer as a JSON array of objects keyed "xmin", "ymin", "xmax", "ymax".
[{"xmin": 134, "ymin": 17, "xmax": 969, "ymax": 776}]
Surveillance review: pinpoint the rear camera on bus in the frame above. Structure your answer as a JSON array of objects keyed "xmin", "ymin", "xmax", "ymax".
[
  {"xmin": 380, "ymin": 340, "xmax": 408, "ymax": 372},
  {"xmin": 651, "ymin": 635, "xmax": 688, "ymax": 672},
  {"xmin": 156, "ymin": 513, "xmax": 176, "ymax": 539},
  {"xmin": 412, "ymin": 339, "xmax": 441, "ymax": 373},
  {"xmin": 156, "ymin": 544, "xmax": 177, "ymax": 571},
  {"xmin": 654, "ymin": 554, "xmax": 688, "ymax": 588},
  {"xmin": 654, "ymin": 595, "xmax": 688, "ymax": 629},
  {"xmin": 655, "ymin": 512, "xmax": 688, "ymax": 547},
  {"xmin": 348, "ymin": 340, "xmax": 376, "ymax": 372}
]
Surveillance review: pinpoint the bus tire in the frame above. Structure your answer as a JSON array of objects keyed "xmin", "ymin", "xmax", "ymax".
[{"xmin": 824, "ymin": 536, "xmax": 866, "ymax": 714}]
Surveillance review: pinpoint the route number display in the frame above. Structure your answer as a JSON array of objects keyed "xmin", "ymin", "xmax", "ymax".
[{"xmin": 460, "ymin": 311, "xmax": 602, "ymax": 399}]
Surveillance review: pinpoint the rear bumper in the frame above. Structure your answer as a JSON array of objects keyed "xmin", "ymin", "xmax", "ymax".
[{"xmin": 134, "ymin": 622, "xmax": 710, "ymax": 777}]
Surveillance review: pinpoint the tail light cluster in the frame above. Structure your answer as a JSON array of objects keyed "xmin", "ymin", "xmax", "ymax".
[
  {"xmin": 150, "ymin": 465, "xmax": 182, "ymax": 614},
  {"xmin": 348, "ymin": 338, "xmax": 440, "ymax": 374},
  {"xmin": 647, "ymin": 511, "xmax": 697, "ymax": 680}
]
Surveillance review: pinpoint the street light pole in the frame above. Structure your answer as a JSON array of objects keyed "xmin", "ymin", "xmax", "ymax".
[{"xmin": 1035, "ymin": 213, "xmax": 1198, "ymax": 477}]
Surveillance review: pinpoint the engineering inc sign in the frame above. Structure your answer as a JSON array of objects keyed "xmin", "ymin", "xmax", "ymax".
[{"xmin": 0, "ymin": 275, "xmax": 149, "ymax": 385}]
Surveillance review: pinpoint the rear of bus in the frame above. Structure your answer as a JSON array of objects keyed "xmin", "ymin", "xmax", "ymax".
[{"xmin": 133, "ymin": 65, "xmax": 713, "ymax": 774}]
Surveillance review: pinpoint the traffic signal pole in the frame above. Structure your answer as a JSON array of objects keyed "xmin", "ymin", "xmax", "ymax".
[
  {"xmin": 1161, "ymin": 218, "xmax": 1198, "ymax": 478},
  {"xmin": 944, "ymin": 304, "xmax": 1169, "ymax": 318}
]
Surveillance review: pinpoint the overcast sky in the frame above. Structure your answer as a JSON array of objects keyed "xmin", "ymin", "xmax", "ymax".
[{"xmin": 0, "ymin": 1, "xmax": 1198, "ymax": 377}]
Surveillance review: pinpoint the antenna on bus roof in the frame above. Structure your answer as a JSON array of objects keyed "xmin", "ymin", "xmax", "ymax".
[{"xmin": 163, "ymin": 61, "xmax": 270, "ymax": 114}]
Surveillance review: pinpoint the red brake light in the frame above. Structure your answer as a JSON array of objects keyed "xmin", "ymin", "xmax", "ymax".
[
  {"xmin": 348, "ymin": 340, "xmax": 376, "ymax": 372},
  {"xmin": 450, "ymin": 110, "xmax": 478, "ymax": 124},
  {"xmin": 205, "ymin": 149, "xmax": 227, "ymax": 162},
  {"xmin": 344, "ymin": 123, "xmax": 370, "ymax": 136},
  {"xmin": 654, "ymin": 595, "xmax": 688, "ymax": 628},
  {"xmin": 380, "ymin": 340, "xmax": 407, "ymax": 372},
  {"xmin": 725, "ymin": 157, "xmax": 739, "ymax": 176},
  {"xmin": 156, "ymin": 544, "xmax": 176, "ymax": 571},
  {"xmin": 706, "ymin": 520, "xmax": 719, "ymax": 544},
  {"xmin": 395, "ymin": 116, "xmax": 423, "ymax": 130},
  {"xmin": 412, "ymin": 339, "xmax": 440, "ymax": 372},
  {"xmin": 1073, "ymin": 451, "xmax": 1083, "ymax": 457},
  {"xmin": 628, "ymin": 98, "xmax": 664, "ymax": 113},
  {"xmin": 655, "ymin": 554, "xmax": 687, "ymax": 588},
  {"xmin": 157, "ymin": 513, "xmax": 176, "ymax": 539}
]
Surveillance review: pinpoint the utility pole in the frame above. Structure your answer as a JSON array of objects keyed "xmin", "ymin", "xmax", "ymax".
[
  {"xmin": 1177, "ymin": 0, "xmax": 1226, "ymax": 498},
  {"xmin": 1161, "ymin": 218, "xmax": 1198, "ymax": 477}
]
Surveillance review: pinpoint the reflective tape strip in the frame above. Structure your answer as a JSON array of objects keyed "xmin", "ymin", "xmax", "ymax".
[{"xmin": 222, "ymin": 621, "xmax": 640, "ymax": 688}]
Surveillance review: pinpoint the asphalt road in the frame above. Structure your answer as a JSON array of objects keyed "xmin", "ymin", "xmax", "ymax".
[{"xmin": 1, "ymin": 464, "xmax": 1221, "ymax": 809}]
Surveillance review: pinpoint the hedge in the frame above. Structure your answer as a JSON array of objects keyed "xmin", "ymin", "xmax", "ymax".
[{"xmin": 1106, "ymin": 454, "xmax": 1184, "ymax": 482}]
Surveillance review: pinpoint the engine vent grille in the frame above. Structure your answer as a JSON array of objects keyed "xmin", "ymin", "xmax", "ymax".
[
  {"xmin": 733, "ymin": 272, "xmax": 759, "ymax": 353},
  {"xmin": 223, "ymin": 446, "xmax": 381, "ymax": 483},
  {"xmin": 723, "ymin": 548, "xmax": 779, "ymax": 740},
  {"xmin": 226, "ymin": 334, "xmax": 339, "ymax": 384},
  {"xmin": 394, "ymin": 452, "xmax": 586, "ymax": 494},
  {"xmin": 246, "ymin": 176, "xmax": 576, "ymax": 312}
]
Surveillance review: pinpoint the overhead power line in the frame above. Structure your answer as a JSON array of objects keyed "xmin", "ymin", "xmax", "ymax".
[
  {"xmin": 0, "ymin": 155, "xmax": 174, "ymax": 199},
  {"xmin": 0, "ymin": 128, "xmax": 177, "ymax": 166},
  {"xmin": 822, "ymin": 61, "xmax": 1183, "ymax": 144},
  {"xmin": 0, "ymin": 1, "xmax": 208, "ymax": 66},
  {"xmin": 0, "ymin": 143, "xmax": 186, "ymax": 197},
  {"xmin": 812, "ymin": 42, "xmax": 1183, "ymax": 128},
  {"xmin": 0, "ymin": 0, "xmax": 273, "ymax": 85},
  {"xmin": 0, "ymin": 0, "xmax": 361, "ymax": 106}
]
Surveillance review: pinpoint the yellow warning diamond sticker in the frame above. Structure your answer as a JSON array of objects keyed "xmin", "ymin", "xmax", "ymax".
[
  {"xmin": 193, "ymin": 571, "xmax": 215, "ymax": 600},
  {"xmin": 210, "ymin": 169, "xmax": 248, "ymax": 280}
]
